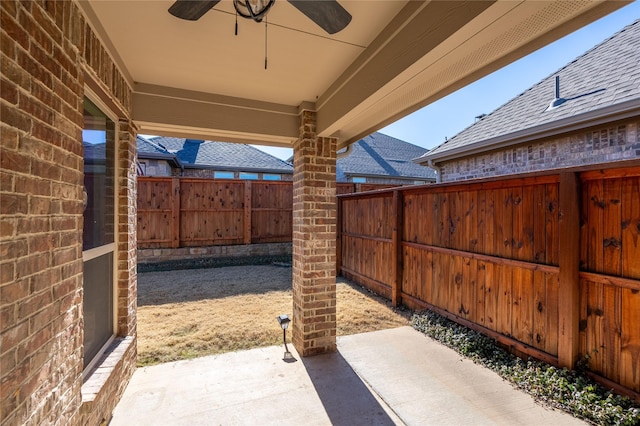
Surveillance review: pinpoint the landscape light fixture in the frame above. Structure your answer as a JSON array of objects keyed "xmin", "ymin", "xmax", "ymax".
[{"xmin": 277, "ymin": 314, "xmax": 294, "ymax": 360}]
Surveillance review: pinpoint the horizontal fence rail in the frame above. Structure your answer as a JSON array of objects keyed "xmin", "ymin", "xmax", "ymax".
[{"xmin": 337, "ymin": 166, "xmax": 640, "ymax": 398}]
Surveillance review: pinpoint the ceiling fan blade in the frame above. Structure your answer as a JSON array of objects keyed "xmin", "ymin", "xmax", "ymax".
[
  {"xmin": 288, "ymin": 0, "xmax": 352, "ymax": 34},
  {"xmin": 168, "ymin": 0, "xmax": 221, "ymax": 21}
]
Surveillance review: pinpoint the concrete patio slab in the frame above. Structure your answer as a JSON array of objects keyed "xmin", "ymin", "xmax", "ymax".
[{"xmin": 110, "ymin": 326, "xmax": 584, "ymax": 425}]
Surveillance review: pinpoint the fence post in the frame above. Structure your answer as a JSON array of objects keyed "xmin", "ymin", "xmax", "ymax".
[
  {"xmin": 171, "ymin": 177, "xmax": 180, "ymax": 248},
  {"xmin": 392, "ymin": 190, "xmax": 404, "ymax": 306},
  {"xmin": 557, "ymin": 172, "xmax": 580, "ymax": 369},
  {"xmin": 244, "ymin": 180, "xmax": 252, "ymax": 245}
]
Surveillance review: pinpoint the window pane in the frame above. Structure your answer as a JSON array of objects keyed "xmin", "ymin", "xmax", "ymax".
[
  {"xmin": 83, "ymin": 98, "xmax": 115, "ymax": 250},
  {"xmin": 352, "ymin": 177, "xmax": 366, "ymax": 183},
  {"xmin": 214, "ymin": 171, "xmax": 234, "ymax": 179},
  {"xmin": 240, "ymin": 172, "xmax": 258, "ymax": 180},
  {"xmin": 263, "ymin": 174, "xmax": 281, "ymax": 181},
  {"xmin": 82, "ymin": 97, "xmax": 115, "ymax": 369},
  {"xmin": 83, "ymin": 252, "xmax": 113, "ymax": 368}
]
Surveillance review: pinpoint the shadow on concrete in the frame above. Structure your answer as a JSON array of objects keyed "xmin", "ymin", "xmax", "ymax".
[{"xmin": 301, "ymin": 351, "xmax": 396, "ymax": 426}]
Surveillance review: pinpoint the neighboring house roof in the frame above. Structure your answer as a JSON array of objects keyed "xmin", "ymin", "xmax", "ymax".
[
  {"xmin": 417, "ymin": 19, "xmax": 640, "ymax": 164},
  {"xmin": 337, "ymin": 132, "xmax": 436, "ymax": 181},
  {"xmin": 83, "ymin": 142, "xmax": 105, "ymax": 163},
  {"xmin": 140, "ymin": 137, "xmax": 293, "ymax": 174},
  {"xmin": 137, "ymin": 136, "xmax": 182, "ymax": 168}
]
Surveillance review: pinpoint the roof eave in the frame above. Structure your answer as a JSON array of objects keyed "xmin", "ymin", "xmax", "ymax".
[
  {"xmin": 418, "ymin": 98, "xmax": 640, "ymax": 165},
  {"xmin": 344, "ymin": 171, "xmax": 436, "ymax": 181},
  {"xmin": 182, "ymin": 164, "xmax": 293, "ymax": 175},
  {"xmin": 138, "ymin": 152, "xmax": 183, "ymax": 168}
]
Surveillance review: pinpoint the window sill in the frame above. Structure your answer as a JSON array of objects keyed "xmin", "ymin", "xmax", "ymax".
[{"xmin": 81, "ymin": 336, "xmax": 135, "ymax": 404}]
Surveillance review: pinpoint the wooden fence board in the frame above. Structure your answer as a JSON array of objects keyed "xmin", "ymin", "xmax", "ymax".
[
  {"xmin": 476, "ymin": 189, "xmax": 486, "ymax": 255},
  {"xmin": 496, "ymin": 263, "xmax": 512, "ymax": 337},
  {"xmin": 439, "ymin": 193, "xmax": 450, "ymax": 248},
  {"xmin": 476, "ymin": 261, "xmax": 487, "ymax": 327},
  {"xmin": 495, "ymin": 188, "xmax": 513, "ymax": 259},
  {"xmin": 586, "ymin": 179, "xmax": 605, "ymax": 271},
  {"xmin": 545, "ymin": 183, "xmax": 559, "ymax": 266},
  {"xmin": 468, "ymin": 191, "xmax": 479, "ymax": 253},
  {"xmin": 603, "ymin": 178, "xmax": 622, "ymax": 276},
  {"xmin": 586, "ymin": 280, "xmax": 605, "ymax": 373},
  {"xmin": 621, "ymin": 288, "xmax": 640, "ymax": 392},
  {"xmin": 521, "ymin": 185, "xmax": 535, "ymax": 261},
  {"xmin": 402, "ymin": 246, "xmax": 416, "ymax": 300},
  {"xmin": 532, "ymin": 270, "xmax": 547, "ymax": 352},
  {"xmin": 533, "ymin": 183, "xmax": 546, "ymax": 263},
  {"xmin": 484, "ymin": 262, "xmax": 497, "ymax": 332},
  {"xmin": 512, "ymin": 268, "xmax": 534, "ymax": 346},
  {"xmin": 451, "ymin": 255, "xmax": 463, "ymax": 316},
  {"xmin": 463, "ymin": 257, "xmax": 476, "ymax": 321},
  {"xmin": 512, "ymin": 186, "xmax": 525, "ymax": 261},
  {"xmin": 545, "ymin": 272, "xmax": 559, "ymax": 356},
  {"xmin": 421, "ymin": 249, "xmax": 433, "ymax": 303},
  {"xmin": 603, "ymin": 284, "xmax": 622, "ymax": 384},
  {"xmin": 450, "ymin": 190, "xmax": 461, "ymax": 251},
  {"xmin": 484, "ymin": 189, "xmax": 496, "ymax": 256},
  {"xmin": 621, "ymin": 177, "xmax": 640, "ymax": 279}
]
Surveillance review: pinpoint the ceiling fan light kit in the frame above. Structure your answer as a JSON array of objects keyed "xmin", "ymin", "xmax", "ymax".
[{"xmin": 233, "ymin": 0, "xmax": 275, "ymax": 22}]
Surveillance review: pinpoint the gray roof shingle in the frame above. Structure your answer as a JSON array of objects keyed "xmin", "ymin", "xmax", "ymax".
[
  {"xmin": 338, "ymin": 133, "xmax": 436, "ymax": 180},
  {"xmin": 137, "ymin": 136, "xmax": 175, "ymax": 157},
  {"xmin": 419, "ymin": 19, "xmax": 640, "ymax": 162},
  {"xmin": 145, "ymin": 137, "xmax": 293, "ymax": 173}
]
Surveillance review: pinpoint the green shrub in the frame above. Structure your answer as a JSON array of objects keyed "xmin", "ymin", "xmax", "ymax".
[{"xmin": 411, "ymin": 310, "xmax": 639, "ymax": 425}]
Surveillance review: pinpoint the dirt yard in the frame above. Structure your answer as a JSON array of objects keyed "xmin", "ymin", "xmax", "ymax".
[{"xmin": 137, "ymin": 264, "xmax": 411, "ymax": 366}]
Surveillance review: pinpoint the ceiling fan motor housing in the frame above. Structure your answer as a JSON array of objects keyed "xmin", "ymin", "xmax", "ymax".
[{"xmin": 233, "ymin": 0, "xmax": 276, "ymax": 22}]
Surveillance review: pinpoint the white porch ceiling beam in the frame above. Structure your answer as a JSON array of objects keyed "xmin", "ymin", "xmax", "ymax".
[{"xmin": 133, "ymin": 83, "xmax": 300, "ymax": 146}]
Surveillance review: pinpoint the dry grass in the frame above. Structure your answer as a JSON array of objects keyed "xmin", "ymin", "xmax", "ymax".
[{"xmin": 137, "ymin": 264, "xmax": 410, "ymax": 366}]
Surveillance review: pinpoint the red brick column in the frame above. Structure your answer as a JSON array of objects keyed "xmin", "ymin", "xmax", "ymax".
[
  {"xmin": 116, "ymin": 119, "xmax": 138, "ymax": 337},
  {"xmin": 291, "ymin": 110, "xmax": 337, "ymax": 356}
]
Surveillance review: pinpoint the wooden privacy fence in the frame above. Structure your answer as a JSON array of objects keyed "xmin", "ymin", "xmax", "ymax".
[
  {"xmin": 337, "ymin": 166, "xmax": 640, "ymax": 397},
  {"xmin": 137, "ymin": 177, "xmax": 395, "ymax": 249},
  {"xmin": 138, "ymin": 177, "xmax": 293, "ymax": 248}
]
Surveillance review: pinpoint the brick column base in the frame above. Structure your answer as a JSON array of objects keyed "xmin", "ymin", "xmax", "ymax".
[{"xmin": 292, "ymin": 110, "xmax": 337, "ymax": 356}]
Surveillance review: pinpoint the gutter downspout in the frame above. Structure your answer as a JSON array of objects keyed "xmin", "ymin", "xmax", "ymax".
[
  {"xmin": 336, "ymin": 144, "xmax": 352, "ymax": 159},
  {"xmin": 427, "ymin": 159, "xmax": 442, "ymax": 183}
]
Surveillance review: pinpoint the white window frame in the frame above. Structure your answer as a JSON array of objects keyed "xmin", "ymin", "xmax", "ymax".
[{"xmin": 82, "ymin": 87, "xmax": 119, "ymax": 377}]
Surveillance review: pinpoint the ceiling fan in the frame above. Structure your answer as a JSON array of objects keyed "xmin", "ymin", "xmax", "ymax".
[{"xmin": 168, "ymin": 0, "xmax": 352, "ymax": 34}]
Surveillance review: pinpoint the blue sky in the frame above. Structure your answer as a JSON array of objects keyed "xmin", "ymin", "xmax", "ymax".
[{"xmin": 254, "ymin": 3, "xmax": 639, "ymax": 159}]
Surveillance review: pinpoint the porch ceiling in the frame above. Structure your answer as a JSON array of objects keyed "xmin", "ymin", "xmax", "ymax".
[{"xmin": 78, "ymin": 0, "xmax": 626, "ymax": 149}]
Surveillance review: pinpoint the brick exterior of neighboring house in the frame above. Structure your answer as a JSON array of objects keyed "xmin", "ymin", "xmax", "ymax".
[
  {"xmin": 1, "ymin": 1, "xmax": 137, "ymax": 424},
  {"xmin": 436, "ymin": 122, "xmax": 638, "ymax": 181},
  {"xmin": 416, "ymin": 20, "xmax": 640, "ymax": 181}
]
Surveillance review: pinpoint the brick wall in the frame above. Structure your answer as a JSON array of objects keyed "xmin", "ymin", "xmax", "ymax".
[
  {"xmin": 138, "ymin": 159, "xmax": 173, "ymax": 177},
  {"xmin": 438, "ymin": 119, "xmax": 640, "ymax": 182},
  {"xmin": 1, "ymin": 1, "xmax": 136, "ymax": 424},
  {"xmin": 291, "ymin": 110, "xmax": 338, "ymax": 356}
]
